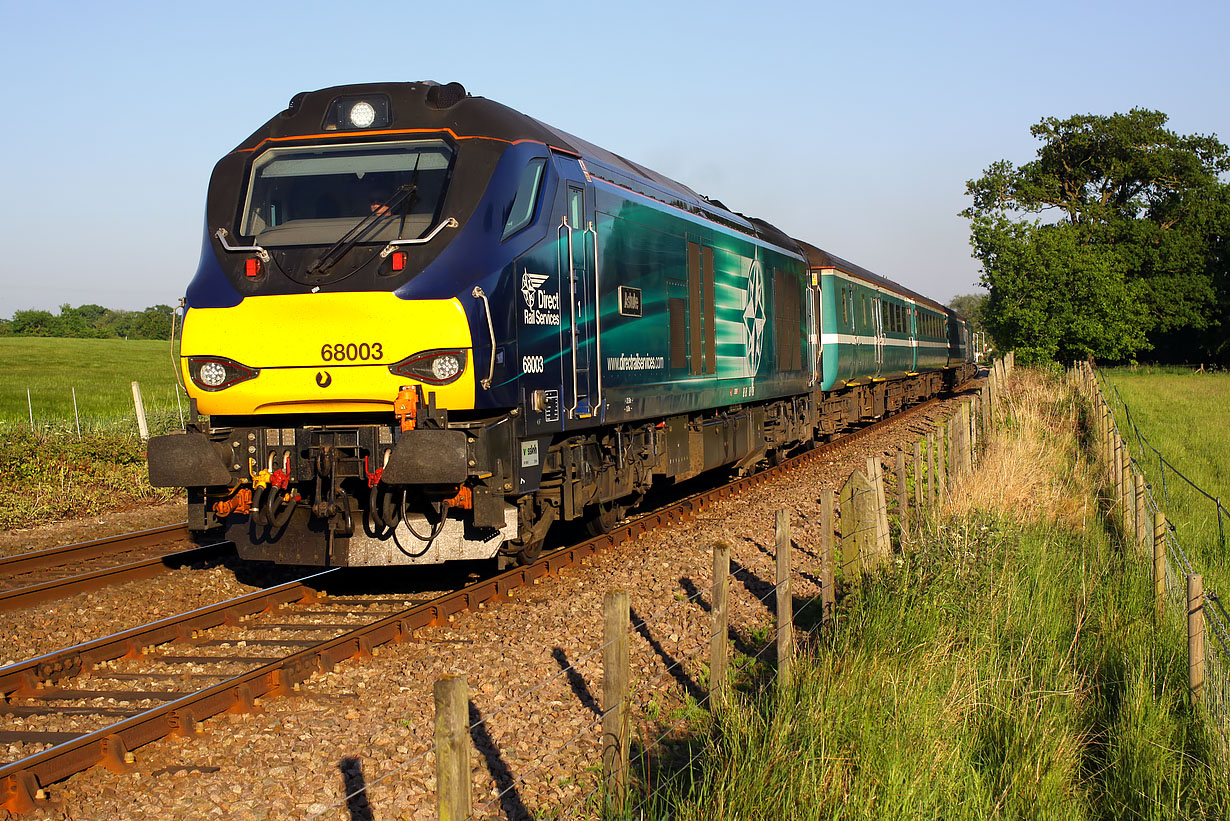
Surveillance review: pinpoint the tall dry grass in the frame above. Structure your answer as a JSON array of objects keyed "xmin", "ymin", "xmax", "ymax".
[{"xmin": 947, "ymin": 367, "xmax": 1095, "ymax": 531}]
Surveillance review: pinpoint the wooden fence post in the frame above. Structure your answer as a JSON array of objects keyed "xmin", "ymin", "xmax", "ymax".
[
  {"xmin": 1153, "ymin": 512, "xmax": 1167, "ymax": 624},
  {"xmin": 1134, "ymin": 472, "xmax": 1146, "ymax": 550},
  {"xmin": 711, "ymin": 544, "xmax": 729, "ymax": 709},
  {"xmin": 131, "ymin": 381, "xmax": 149, "ymax": 441},
  {"xmin": 72, "ymin": 387, "xmax": 82, "ymax": 440},
  {"xmin": 1188, "ymin": 574, "xmax": 1205, "ymax": 706},
  {"xmin": 937, "ymin": 424, "xmax": 948, "ymax": 507},
  {"xmin": 434, "ymin": 675, "xmax": 471, "ymax": 821},
  {"xmin": 947, "ymin": 414, "xmax": 959, "ymax": 482},
  {"xmin": 1105, "ymin": 409, "xmax": 1115, "ymax": 487},
  {"xmin": 603, "ymin": 590, "xmax": 630, "ymax": 804},
  {"xmin": 866, "ymin": 457, "xmax": 891, "ymax": 560},
  {"xmin": 968, "ymin": 397, "xmax": 978, "ymax": 467},
  {"xmin": 926, "ymin": 431, "xmax": 936, "ymax": 510},
  {"xmin": 775, "ymin": 509, "xmax": 793, "ymax": 692},
  {"xmin": 838, "ymin": 471, "xmax": 871, "ymax": 579},
  {"xmin": 965, "ymin": 400, "xmax": 976, "ymax": 472},
  {"xmin": 895, "ymin": 450, "xmax": 909, "ymax": 542},
  {"xmin": 912, "ymin": 440, "xmax": 923, "ymax": 517},
  {"xmin": 820, "ymin": 490, "xmax": 835, "ymax": 628},
  {"xmin": 1112, "ymin": 437, "xmax": 1123, "ymax": 519},
  {"xmin": 1121, "ymin": 452, "xmax": 1132, "ymax": 539}
]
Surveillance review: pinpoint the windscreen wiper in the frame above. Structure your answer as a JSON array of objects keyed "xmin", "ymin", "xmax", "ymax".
[{"xmin": 307, "ymin": 184, "xmax": 416, "ymax": 277}]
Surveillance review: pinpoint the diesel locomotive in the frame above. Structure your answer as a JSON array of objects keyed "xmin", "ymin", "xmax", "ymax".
[{"xmin": 147, "ymin": 81, "xmax": 976, "ymax": 568}]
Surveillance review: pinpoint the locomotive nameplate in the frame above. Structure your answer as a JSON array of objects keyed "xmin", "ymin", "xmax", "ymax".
[{"xmin": 618, "ymin": 286, "xmax": 642, "ymax": 317}]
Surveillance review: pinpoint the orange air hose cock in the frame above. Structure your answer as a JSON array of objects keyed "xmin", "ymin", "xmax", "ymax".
[
  {"xmin": 213, "ymin": 487, "xmax": 252, "ymax": 517},
  {"xmin": 394, "ymin": 385, "xmax": 420, "ymax": 432},
  {"xmin": 444, "ymin": 485, "xmax": 473, "ymax": 510}
]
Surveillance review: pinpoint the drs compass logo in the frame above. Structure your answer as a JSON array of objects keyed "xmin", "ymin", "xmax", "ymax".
[
  {"xmin": 742, "ymin": 261, "xmax": 766, "ymax": 374},
  {"xmin": 521, "ymin": 270, "xmax": 549, "ymax": 308},
  {"xmin": 520, "ymin": 269, "xmax": 561, "ymax": 327}
]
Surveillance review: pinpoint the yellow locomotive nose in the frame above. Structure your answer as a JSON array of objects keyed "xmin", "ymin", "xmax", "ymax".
[{"xmin": 180, "ymin": 292, "xmax": 475, "ymax": 415}]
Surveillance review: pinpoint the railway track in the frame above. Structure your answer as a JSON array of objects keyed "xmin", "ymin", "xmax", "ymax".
[
  {"xmin": 0, "ymin": 525, "xmax": 232, "ymax": 612},
  {"xmin": 0, "ymin": 391, "xmax": 963, "ymax": 814}
]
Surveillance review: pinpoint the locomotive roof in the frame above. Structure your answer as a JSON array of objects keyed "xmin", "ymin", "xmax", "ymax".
[
  {"xmin": 244, "ymin": 82, "xmax": 803, "ymax": 256},
  {"xmin": 795, "ymin": 240, "xmax": 949, "ymax": 314}
]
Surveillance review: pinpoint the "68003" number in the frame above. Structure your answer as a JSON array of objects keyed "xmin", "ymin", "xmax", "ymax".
[{"xmin": 321, "ymin": 342, "xmax": 383, "ymax": 362}]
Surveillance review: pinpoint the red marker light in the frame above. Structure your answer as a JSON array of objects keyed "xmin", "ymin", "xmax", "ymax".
[
  {"xmin": 245, "ymin": 258, "xmax": 262, "ymax": 277},
  {"xmin": 391, "ymin": 252, "xmax": 406, "ymax": 272}
]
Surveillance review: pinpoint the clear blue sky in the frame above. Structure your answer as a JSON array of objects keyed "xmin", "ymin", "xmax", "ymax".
[{"xmin": 2, "ymin": 0, "xmax": 1226, "ymax": 317}]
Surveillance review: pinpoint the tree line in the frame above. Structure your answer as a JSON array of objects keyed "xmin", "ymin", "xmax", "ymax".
[
  {"xmin": 962, "ymin": 109, "xmax": 1229, "ymax": 366},
  {"xmin": 0, "ymin": 304, "xmax": 174, "ymax": 341}
]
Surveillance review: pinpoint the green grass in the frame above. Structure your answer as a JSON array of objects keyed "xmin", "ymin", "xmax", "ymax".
[
  {"xmin": 0, "ymin": 337, "xmax": 185, "ymax": 433},
  {"xmin": 632, "ymin": 517, "xmax": 1226, "ymax": 819},
  {"xmin": 1100, "ymin": 366, "xmax": 1230, "ymax": 595},
  {"xmin": 619, "ymin": 369, "xmax": 1227, "ymax": 820},
  {"xmin": 0, "ymin": 338, "xmax": 185, "ymax": 528}
]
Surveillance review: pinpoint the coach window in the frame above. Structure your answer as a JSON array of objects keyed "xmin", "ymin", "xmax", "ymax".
[
  {"xmin": 841, "ymin": 287, "xmax": 849, "ymax": 326},
  {"xmin": 502, "ymin": 158, "xmax": 547, "ymax": 239}
]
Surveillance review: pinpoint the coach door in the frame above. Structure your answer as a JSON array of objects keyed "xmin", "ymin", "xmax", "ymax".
[
  {"xmin": 554, "ymin": 153, "xmax": 601, "ymax": 422},
  {"xmin": 807, "ymin": 272, "xmax": 821, "ymax": 388},
  {"xmin": 872, "ymin": 296, "xmax": 885, "ymax": 377}
]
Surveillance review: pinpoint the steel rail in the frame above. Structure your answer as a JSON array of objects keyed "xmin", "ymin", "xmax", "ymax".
[
  {"xmin": 0, "ymin": 388, "xmax": 965, "ymax": 813},
  {"xmin": 0, "ymin": 541, "xmax": 235, "ymax": 612},
  {"xmin": 0, "ymin": 524, "xmax": 189, "ymax": 577}
]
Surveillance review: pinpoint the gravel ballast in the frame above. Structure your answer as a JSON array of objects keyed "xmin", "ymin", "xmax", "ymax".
[{"xmin": 5, "ymin": 396, "xmax": 971, "ymax": 820}]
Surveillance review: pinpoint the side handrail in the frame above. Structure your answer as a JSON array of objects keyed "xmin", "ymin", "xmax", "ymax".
[
  {"xmin": 471, "ymin": 286, "xmax": 497, "ymax": 391},
  {"xmin": 585, "ymin": 220, "xmax": 603, "ymax": 419}
]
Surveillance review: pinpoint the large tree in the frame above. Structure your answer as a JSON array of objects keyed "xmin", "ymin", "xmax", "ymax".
[{"xmin": 962, "ymin": 109, "xmax": 1230, "ymax": 364}]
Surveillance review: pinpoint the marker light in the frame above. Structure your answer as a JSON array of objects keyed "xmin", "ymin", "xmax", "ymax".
[
  {"xmin": 245, "ymin": 258, "xmax": 262, "ymax": 277},
  {"xmin": 349, "ymin": 101, "xmax": 377, "ymax": 128},
  {"xmin": 391, "ymin": 252, "xmax": 406, "ymax": 272}
]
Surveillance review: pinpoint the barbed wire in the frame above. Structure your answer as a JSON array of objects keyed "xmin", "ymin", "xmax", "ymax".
[{"xmin": 1089, "ymin": 365, "xmax": 1229, "ymax": 746}]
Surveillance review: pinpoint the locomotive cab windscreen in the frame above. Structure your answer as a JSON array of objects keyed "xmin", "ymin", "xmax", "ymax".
[{"xmin": 239, "ymin": 140, "xmax": 454, "ymax": 247}]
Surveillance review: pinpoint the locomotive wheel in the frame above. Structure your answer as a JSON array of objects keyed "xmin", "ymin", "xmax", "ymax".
[
  {"xmin": 512, "ymin": 538, "xmax": 544, "ymax": 566},
  {"xmin": 583, "ymin": 501, "xmax": 624, "ymax": 537}
]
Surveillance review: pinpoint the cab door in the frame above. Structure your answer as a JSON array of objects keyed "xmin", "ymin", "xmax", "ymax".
[{"xmin": 553, "ymin": 153, "xmax": 601, "ymax": 423}]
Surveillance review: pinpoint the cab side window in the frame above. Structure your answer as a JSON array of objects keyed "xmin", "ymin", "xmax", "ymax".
[{"xmin": 502, "ymin": 158, "xmax": 547, "ymax": 240}]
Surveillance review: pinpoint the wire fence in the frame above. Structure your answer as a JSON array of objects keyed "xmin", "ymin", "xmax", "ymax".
[
  {"xmin": 1085, "ymin": 363, "xmax": 1230, "ymax": 748},
  {"xmin": 1099, "ymin": 373, "xmax": 1227, "ymax": 552},
  {"xmin": 3, "ymin": 382, "xmax": 187, "ymax": 439},
  {"xmin": 300, "ymin": 364, "xmax": 1005, "ymax": 820}
]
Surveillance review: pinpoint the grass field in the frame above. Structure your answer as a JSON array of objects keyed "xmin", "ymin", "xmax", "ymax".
[
  {"xmin": 0, "ymin": 337, "xmax": 185, "ymax": 528},
  {"xmin": 0, "ymin": 337, "xmax": 185, "ymax": 434},
  {"xmin": 630, "ymin": 369, "xmax": 1226, "ymax": 819},
  {"xmin": 1100, "ymin": 366, "xmax": 1230, "ymax": 594}
]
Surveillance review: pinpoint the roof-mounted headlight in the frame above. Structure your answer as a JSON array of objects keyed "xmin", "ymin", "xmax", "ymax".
[
  {"xmin": 349, "ymin": 101, "xmax": 376, "ymax": 129},
  {"xmin": 323, "ymin": 94, "xmax": 391, "ymax": 131}
]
